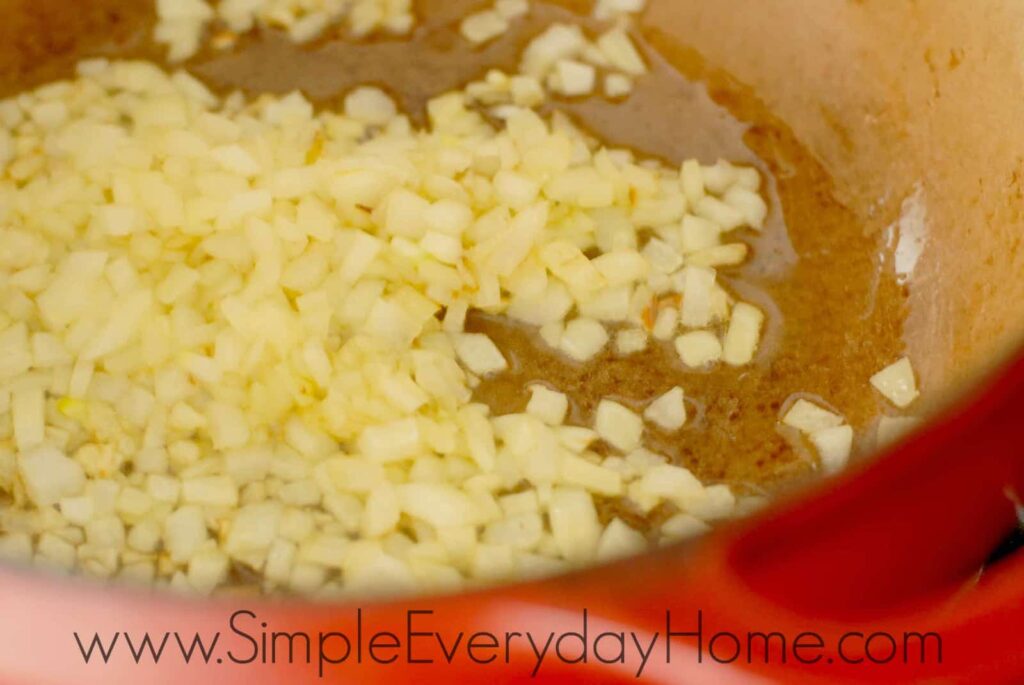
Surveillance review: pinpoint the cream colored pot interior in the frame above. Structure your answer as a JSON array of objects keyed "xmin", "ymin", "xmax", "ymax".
[{"xmin": 645, "ymin": 0, "xmax": 1024, "ymax": 399}]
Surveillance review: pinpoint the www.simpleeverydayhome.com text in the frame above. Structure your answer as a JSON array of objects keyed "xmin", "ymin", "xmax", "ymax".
[{"xmin": 73, "ymin": 609, "xmax": 942, "ymax": 678}]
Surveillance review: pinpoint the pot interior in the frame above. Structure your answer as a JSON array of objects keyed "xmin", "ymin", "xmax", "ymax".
[{"xmin": 0, "ymin": 0, "xmax": 1021, "ymax": 590}]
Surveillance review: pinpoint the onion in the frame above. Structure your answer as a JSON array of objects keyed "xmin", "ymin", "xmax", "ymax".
[
  {"xmin": 0, "ymin": 21, "xmax": 789, "ymax": 594},
  {"xmin": 526, "ymin": 385, "xmax": 570, "ymax": 426},
  {"xmin": 644, "ymin": 386, "xmax": 687, "ymax": 432},
  {"xmin": 870, "ymin": 357, "xmax": 920, "ymax": 408}
]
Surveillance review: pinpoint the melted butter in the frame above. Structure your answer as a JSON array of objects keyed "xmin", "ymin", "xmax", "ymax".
[{"xmin": 0, "ymin": 0, "xmax": 907, "ymax": 501}]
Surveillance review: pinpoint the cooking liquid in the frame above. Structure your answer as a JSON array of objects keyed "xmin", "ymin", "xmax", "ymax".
[{"xmin": 0, "ymin": 0, "xmax": 906, "ymax": 520}]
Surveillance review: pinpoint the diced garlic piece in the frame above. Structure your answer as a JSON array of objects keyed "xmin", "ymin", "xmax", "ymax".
[
  {"xmin": 782, "ymin": 399, "xmax": 844, "ymax": 434},
  {"xmin": 596, "ymin": 518, "xmax": 647, "ymax": 562},
  {"xmin": 722, "ymin": 302, "xmax": 764, "ymax": 366},
  {"xmin": 644, "ymin": 386, "xmax": 686, "ymax": 431},
  {"xmin": 615, "ymin": 328, "xmax": 648, "ymax": 356},
  {"xmin": 547, "ymin": 487, "xmax": 601, "ymax": 563},
  {"xmin": 674, "ymin": 331, "xmax": 722, "ymax": 368},
  {"xmin": 559, "ymin": 318, "xmax": 609, "ymax": 362},
  {"xmin": 810, "ymin": 425, "xmax": 854, "ymax": 475},
  {"xmin": 527, "ymin": 384, "xmax": 569, "ymax": 426},
  {"xmin": 554, "ymin": 60, "xmax": 596, "ymax": 97},
  {"xmin": 460, "ymin": 9, "xmax": 510, "ymax": 45},
  {"xmin": 870, "ymin": 357, "xmax": 920, "ymax": 408},
  {"xmin": 595, "ymin": 399, "xmax": 644, "ymax": 452},
  {"xmin": 452, "ymin": 333, "xmax": 508, "ymax": 376}
]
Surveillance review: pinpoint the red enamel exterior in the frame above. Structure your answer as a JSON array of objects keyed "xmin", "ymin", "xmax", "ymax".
[{"xmin": 1, "ymin": 351, "xmax": 1023, "ymax": 684}]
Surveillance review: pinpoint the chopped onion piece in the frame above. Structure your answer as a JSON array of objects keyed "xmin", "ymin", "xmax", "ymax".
[
  {"xmin": 595, "ymin": 399, "xmax": 644, "ymax": 452},
  {"xmin": 615, "ymin": 328, "xmax": 648, "ymax": 356},
  {"xmin": 724, "ymin": 186, "xmax": 768, "ymax": 230},
  {"xmin": 452, "ymin": 333, "xmax": 508, "ymax": 376},
  {"xmin": 596, "ymin": 518, "xmax": 647, "ymax": 561},
  {"xmin": 674, "ymin": 331, "xmax": 722, "ymax": 368},
  {"xmin": 651, "ymin": 306, "xmax": 679, "ymax": 341},
  {"xmin": 661, "ymin": 513, "xmax": 711, "ymax": 542},
  {"xmin": 526, "ymin": 384, "xmax": 569, "ymax": 426},
  {"xmin": 603, "ymin": 74, "xmax": 634, "ymax": 99},
  {"xmin": 870, "ymin": 357, "xmax": 920, "ymax": 408},
  {"xmin": 559, "ymin": 318, "xmax": 609, "ymax": 362},
  {"xmin": 554, "ymin": 60, "xmax": 597, "ymax": 97},
  {"xmin": 782, "ymin": 399, "xmax": 844, "ymax": 434},
  {"xmin": 344, "ymin": 87, "xmax": 398, "ymax": 126},
  {"xmin": 460, "ymin": 9, "xmax": 510, "ymax": 45},
  {"xmin": 547, "ymin": 487, "xmax": 601, "ymax": 563},
  {"xmin": 680, "ymin": 266, "xmax": 717, "ymax": 328},
  {"xmin": 680, "ymin": 215, "xmax": 721, "ymax": 254},
  {"xmin": 722, "ymin": 302, "xmax": 764, "ymax": 366},
  {"xmin": 810, "ymin": 425, "xmax": 854, "ymax": 475},
  {"xmin": 644, "ymin": 386, "xmax": 687, "ymax": 431},
  {"xmin": 686, "ymin": 243, "xmax": 749, "ymax": 268},
  {"xmin": 560, "ymin": 454, "xmax": 623, "ymax": 496},
  {"xmin": 19, "ymin": 446, "xmax": 85, "ymax": 507},
  {"xmin": 596, "ymin": 28, "xmax": 647, "ymax": 76}
]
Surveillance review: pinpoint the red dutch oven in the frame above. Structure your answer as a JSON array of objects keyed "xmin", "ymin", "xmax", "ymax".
[{"xmin": 3, "ymin": 0, "xmax": 1024, "ymax": 683}]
